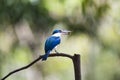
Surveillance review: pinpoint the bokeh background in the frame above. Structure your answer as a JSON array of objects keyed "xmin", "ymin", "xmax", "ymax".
[{"xmin": 0, "ymin": 0, "xmax": 120, "ymax": 80}]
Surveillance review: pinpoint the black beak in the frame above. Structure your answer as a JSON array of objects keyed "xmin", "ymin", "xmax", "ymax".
[{"xmin": 61, "ymin": 30, "xmax": 72, "ymax": 35}]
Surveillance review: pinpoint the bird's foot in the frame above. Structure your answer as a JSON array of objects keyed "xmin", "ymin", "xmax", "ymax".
[{"xmin": 55, "ymin": 49, "xmax": 59, "ymax": 54}]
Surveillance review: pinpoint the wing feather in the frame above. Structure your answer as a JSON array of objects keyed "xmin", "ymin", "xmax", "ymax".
[{"xmin": 44, "ymin": 36, "xmax": 61, "ymax": 53}]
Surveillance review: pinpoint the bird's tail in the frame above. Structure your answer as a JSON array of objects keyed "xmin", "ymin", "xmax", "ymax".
[{"xmin": 42, "ymin": 51, "xmax": 51, "ymax": 61}]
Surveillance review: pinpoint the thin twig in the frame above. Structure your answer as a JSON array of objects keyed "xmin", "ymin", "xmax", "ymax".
[{"xmin": 1, "ymin": 53, "xmax": 73, "ymax": 80}]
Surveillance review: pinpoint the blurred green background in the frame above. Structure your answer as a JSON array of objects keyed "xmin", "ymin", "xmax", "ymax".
[{"xmin": 0, "ymin": 0, "xmax": 120, "ymax": 80}]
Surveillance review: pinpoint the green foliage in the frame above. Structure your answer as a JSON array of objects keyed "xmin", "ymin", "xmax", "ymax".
[
  {"xmin": 0, "ymin": 0, "xmax": 120, "ymax": 80},
  {"xmin": 0, "ymin": 0, "xmax": 56, "ymax": 31}
]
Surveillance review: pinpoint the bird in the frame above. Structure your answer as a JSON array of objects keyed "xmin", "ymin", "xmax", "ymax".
[{"xmin": 42, "ymin": 29, "xmax": 71, "ymax": 61}]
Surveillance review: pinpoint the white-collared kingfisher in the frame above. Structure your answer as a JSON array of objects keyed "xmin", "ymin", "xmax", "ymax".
[{"xmin": 42, "ymin": 29, "xmax": 71, "ymax": 61}]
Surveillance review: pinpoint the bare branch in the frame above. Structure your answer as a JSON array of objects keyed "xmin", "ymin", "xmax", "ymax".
[
  {"xmin": 49, "ymin": 53, "xmax": 73, "ymax": 59},
  {"xmin": 1, "ymin": 53, "xmax": 73, "ymax": 80}
]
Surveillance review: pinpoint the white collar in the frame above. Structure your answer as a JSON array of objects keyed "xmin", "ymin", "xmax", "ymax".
[{"xmin": 52, "ymin": 33, "xmax": 61, "ymax": 37}]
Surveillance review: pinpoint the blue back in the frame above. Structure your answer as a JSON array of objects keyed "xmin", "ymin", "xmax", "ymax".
[{"xmin": 45, "ymin": 36, "xmax": 61, "ymax": 53}]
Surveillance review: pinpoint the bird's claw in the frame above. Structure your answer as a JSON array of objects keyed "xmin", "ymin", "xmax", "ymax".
[{"xmin": 55, "ymin": 49, "xmax": 59, "ymax": 54}]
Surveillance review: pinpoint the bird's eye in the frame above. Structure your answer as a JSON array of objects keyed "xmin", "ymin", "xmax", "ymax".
[{"xmin": 59, "ymin": 30, "xmax": 62, "ymax": 32}]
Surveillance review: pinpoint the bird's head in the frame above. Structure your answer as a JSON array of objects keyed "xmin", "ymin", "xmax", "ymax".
[
  {"xmin": 52, "ymin": 29, "xmax": 71, "ymax": 37},
  {"xmin": 52, "ymin": 30, "xmax": 62, "ymax": 35}
]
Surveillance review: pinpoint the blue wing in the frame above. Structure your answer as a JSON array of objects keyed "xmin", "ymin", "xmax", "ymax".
[
  {"xmin": 45, "ymin": 36, "xmax": 61, "ymax": 53},
  {"xmin": 42, "ymin": 36, "xmax": 61, "ymax": 60},
  {"xmin": 42, "ymin": 36, "xmax": 61, "ymax": 61}
]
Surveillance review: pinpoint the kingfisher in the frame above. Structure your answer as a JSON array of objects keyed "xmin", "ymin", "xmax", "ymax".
[{"xmin": 42, "ymin": 29, "xmax": 71, "ymax": 61}]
